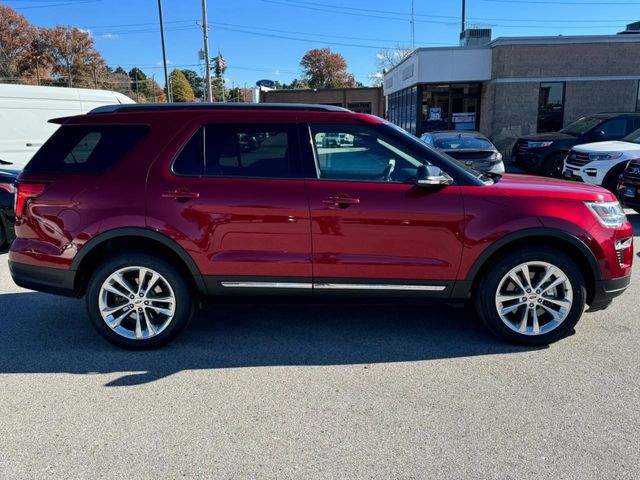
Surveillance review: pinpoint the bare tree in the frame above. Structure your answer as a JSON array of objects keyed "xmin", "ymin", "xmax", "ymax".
[{"xmin": 371, "ymin": 46, "xmax": 413, "ymax": 86}]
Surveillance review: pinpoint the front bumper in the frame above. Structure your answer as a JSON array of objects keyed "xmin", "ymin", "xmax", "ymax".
[
  {"xmin": 511, "ymin": 149, "xmax": 546, "ymax": 171},
  {"xmin": 588, "ymin": 275, "xmax": 631, "ymax": 311},
  {"xmin": 8, "ymin": 261, "xmax": 78, "ymax": 297},
  {"xmin": 562, "ymin": 160, "xmax": 619, "ymax": 187}
]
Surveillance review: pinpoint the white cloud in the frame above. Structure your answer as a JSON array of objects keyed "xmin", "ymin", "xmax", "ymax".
[
  {"xmin": 376, "ymin": 53, "xmax": 385, "ymax": 60},
  {"xmin": 78, "ymin": 28, "xmax": 92, "ymax": 38},
  {"xmin": 369, "ymin": 72, "xmax": 384, "ymax": 79},
  {"xmin": 155, "ymin": 60, "xmax": 173, "ymax": 66},
  {"xmin": 100, "ymin": 33, "xmax": 119, "ymax": 40},
  {"xmin": 273, "ymin": 69, "xmax": 280, "ymax": 75}
]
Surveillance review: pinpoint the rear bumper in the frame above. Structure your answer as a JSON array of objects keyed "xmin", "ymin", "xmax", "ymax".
[
  {"xmin": 588, "ymin": 275, "xmax": 631, "ymax": 311},
  {"xmin": 8, "ymin": 261, "xmax": 78, "ymax": 297}
]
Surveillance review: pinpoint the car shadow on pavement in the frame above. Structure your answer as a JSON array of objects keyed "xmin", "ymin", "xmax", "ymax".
[{"xmin": 0, "ymin": 291, "xmax": 544, "ymax": 386}]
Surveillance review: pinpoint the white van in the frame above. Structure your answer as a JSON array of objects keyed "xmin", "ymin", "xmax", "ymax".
[{"xmin": 0, "ymin": 84, "xmax": 134, "ymax": 169}]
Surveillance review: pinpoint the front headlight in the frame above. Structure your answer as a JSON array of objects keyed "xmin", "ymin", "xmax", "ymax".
[
  {"xmin": 586, "ymin": 201, "xmax": 627, "ymax": 228},
  {"xmin": 528, "ymin": 141, "xmax": 553, "ymax": 148},
  {"xmin": 588, "ymin": 152, "xmax": 623, "ymax": 161}
]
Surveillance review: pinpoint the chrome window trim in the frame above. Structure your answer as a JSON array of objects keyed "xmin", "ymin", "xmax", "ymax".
[{"xmin": 220, "ymin": 282, "xmax": 447, "ymax": 292}]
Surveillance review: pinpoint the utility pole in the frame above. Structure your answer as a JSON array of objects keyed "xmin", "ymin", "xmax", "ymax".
[
  {"xmin": 152, "ymin": 74, "xmax": 157, "ymax": 102},
  {"xmin": 67, "ymin": 62, "xmax": 72, "ymax": 87},
  {"xmin": 93, "ymin": 66, "xmax": 98, "ymax": 88},
  {"xmin": 461, "ymin": 0, "xmax": 466, "ymax": 34},
  {"xmin": 158, "ymin": 0, "xmax": 172, "ymax": 102},
  {"xmin": 201, "ymin": 0, "xmax": 213, "ymax": 102},
  {"xmin": 410, "ymin": 0, "xmax": 415, "ymax": 49}
]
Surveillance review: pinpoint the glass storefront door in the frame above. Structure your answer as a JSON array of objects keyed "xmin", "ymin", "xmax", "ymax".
[{"xmin": 420, "ymin": 83, "xmax": 481, "ymax": 134}]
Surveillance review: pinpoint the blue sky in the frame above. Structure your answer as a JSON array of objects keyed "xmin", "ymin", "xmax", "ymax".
[{"xmin": 6, "ymin": 0, "xmax": 640, "ymax": 87}]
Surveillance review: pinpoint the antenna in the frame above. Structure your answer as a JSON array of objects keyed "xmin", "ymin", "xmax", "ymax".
[{"xmin": 461, "ymin": 0, "xmax": 466, "ymax": 34}]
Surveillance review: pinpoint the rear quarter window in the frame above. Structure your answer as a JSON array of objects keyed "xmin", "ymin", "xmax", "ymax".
[{"xmin": 25, "ymin": 124, "xmax": 149, "ymax": 173}]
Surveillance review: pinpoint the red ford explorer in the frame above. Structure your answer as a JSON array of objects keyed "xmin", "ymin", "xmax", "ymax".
[{"xmin": 8, "ymin": 104, "xmax": 633, "ymax": 348}]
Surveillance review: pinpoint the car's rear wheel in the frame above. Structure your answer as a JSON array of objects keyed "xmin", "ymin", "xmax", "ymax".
[
  {"xmin": 541, "ymin": 153, "xmax": 566, "ymax": 178},
  {"xmin": 475, "ymin": 247, "xmax": 586, "ymax": 345},
  {"xmin": 86, "ymin": 254, "xmax": 194, "ymax": 349}
]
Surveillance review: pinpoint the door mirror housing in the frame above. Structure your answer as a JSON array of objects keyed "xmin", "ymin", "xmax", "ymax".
[{"xmin": 415, "ymin": 165, "xmax": 453, "ymax": 187}]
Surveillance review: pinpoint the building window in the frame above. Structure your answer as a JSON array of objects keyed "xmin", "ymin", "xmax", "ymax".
[
  {"xmin": 348, "ymin": 102, "xmax": 372, "ymax": 114},
  {"xmin": 538, "ymin": 82, "xmax": 565, "ymax": 133}
]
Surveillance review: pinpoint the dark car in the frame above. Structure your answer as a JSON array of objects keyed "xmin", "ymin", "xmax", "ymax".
[
  {"xmin": 0, "ymin": 159, "xmax": 18, "ymax": 248},
  {"xmin": 617, "ymin": 158, "xmax": 640, "ymax": 213},
  {"xmin": 420, "ymin": 131, "xmax": 504, "ymax": 174},
  {"xmin": 8, "ymin": 103, "xmax": 633, "ymax": 349},
  {"xmin": 512, "ymin": 113, "xmax": 640, "ymax": 177}
]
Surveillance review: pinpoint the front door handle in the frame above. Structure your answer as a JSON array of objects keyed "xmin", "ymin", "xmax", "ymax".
[
  {"xmin": 162, "ymin": 189, "xmax": 200, "ymax": 202},
  {"xmin": 322, "ymin": 195, "xmax": 360, "ymax": 209}
]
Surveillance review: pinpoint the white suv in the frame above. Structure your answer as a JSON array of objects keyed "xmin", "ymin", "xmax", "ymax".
[{"xmin": 563, "ymin": 128, "xmax": 640, "ymax": 191}]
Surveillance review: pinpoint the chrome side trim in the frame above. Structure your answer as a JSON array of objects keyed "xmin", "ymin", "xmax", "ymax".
[
  {"xmin": 220, "ymin": 282, "xmax": 312, "ymax": 289},
  {"xmin": 313, "ymin": 283, "xmax": 447, "ymax": 291}
]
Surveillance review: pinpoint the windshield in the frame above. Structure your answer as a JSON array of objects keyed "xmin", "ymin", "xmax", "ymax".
[
  {"xmin": 622, "ymin": 128, "xmax": 640, "ymax": 144},
  {"xmin": 560, "ymin": 116, "xmax": 604, "ymax": 136},
  {"xmin": 434, "ymin": 135, "xmax": 493, "ymax": 150}
]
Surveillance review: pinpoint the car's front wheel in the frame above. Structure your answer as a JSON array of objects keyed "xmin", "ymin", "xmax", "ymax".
[
  {"xmin": 86, "ymin": 254, "xmax": 194, "ymax": 349},
  {"xmin": 475, "ymin": 247, "xmax": 586, "ymax": 345}
]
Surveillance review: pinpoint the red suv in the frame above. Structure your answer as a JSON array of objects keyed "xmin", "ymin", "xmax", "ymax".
[{"xmin": 9, "ymin": 104, "xmax": 633, "ymax": 348}]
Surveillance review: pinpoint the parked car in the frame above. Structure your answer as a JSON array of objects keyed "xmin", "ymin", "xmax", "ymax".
[
  {"xmin": 0, "ymin": 83, "xmax": 134, "ymax": 169},
  {"xmin": 563, "ymin": 128, "xmax": 640, "ymax": 192},
  {"xmin": 9, "ymin": 103, "xmax": 633, "ymax": 349},
  {"xmin": 512, "ymin": 113, "xmax": 640, "ymax": 177},
  {"xmin": 616, "ymin": 158, "xmax": 640, "ymax": 213},
  {"xmin": 420, "ymin": 130, "xmax": 505, "ymax": 174},
  {"xmin": 0, "ymin": 159, "xmax": 18, "ymax": 248}
]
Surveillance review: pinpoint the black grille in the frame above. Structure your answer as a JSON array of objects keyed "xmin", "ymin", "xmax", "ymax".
[
  {"xmin": 624, "ymin": 162, "xmax": 640, "ymax": 181},
  {"xmin": 515, "ymin": 140, "xmax": 529, "ymax": 155},
  {"xmin": 565, "ymin": 150, "xmax": 591, "ymax": 167}
]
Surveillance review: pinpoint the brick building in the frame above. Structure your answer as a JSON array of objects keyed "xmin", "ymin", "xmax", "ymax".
[
  {"xmin": 260, "ymin": 87, "xmax": 385, "ymax": 117},
  {"xmin": 383, "ymin": 24, "xmax": 640, "ymax": 153}
]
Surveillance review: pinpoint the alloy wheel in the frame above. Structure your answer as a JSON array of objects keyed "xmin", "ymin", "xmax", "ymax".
[
  {"xmin": 494, "ymin": 261, "xmax": 573, "ymax": 336},
  {"xmin": 98, "ymin": 266, "xmax": 176, "ymax": 340}
]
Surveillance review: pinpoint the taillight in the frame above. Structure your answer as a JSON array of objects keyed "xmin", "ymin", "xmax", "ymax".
[
  {"xmin": 0, "ymin": 183, "xmax": 15, "ymax": 194},
  {"xmin": 15, "ymin": 183, "xmax": 46, "ymax": 218}
]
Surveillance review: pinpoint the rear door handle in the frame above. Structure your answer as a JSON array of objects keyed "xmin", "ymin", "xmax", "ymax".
[
  {"xmin": 162, "ymin": 189, "xmax": 200, "ymax": 201},
  {"xmin": 322, "ymin": 195, "xmax": 360, "ymax": 208}
]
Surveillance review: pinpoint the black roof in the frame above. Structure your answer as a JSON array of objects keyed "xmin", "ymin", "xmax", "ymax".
[{"xmin": 89, "ymin": 102, "xmax": 351, "ymax": 114}]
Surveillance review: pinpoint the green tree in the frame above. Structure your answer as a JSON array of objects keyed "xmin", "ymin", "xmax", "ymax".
[
  {"xmin": 128, "ymin": 67, "xmax": 150, "ymax": 100},
  {"xmin": 169, "ymin": 69, "xmax": 194, "ymax": 102},
  {"xmin": 181, "ymin": 69, "xmax": 204, "ymax": 100},
  {"xmin": 211, "ymin": 55, "xmax": 227, "ymax": 101}
]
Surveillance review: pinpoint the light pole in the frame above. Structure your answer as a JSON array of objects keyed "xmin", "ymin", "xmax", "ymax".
[
  {"xmin": 461, "ymin": 0, "xmax": 466, "ymax": 33},
  {"xmin": 157, "ymin": 0, "xmax": 172, "ymax": 102},
  {"xmin": 201, "ymin": 0, "xmax": 213, "ymax": 102}
]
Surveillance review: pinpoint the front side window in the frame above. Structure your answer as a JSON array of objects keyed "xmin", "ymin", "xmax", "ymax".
[
  {"xmin": 172, "ymin": 124, "xmax": 299, "ymax": 178},
  {"xmin": 597, "ymin": 118, "xmax": 628, "ymax": 139},
  {"xmin": 537, "ymin": 82, "xmax": 565, "ymax": 133},
  {"xmin": 309, "ymin": 124, "xmax": 427, "ymax": 183}
]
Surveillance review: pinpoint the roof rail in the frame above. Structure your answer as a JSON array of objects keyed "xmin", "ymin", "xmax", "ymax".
[{"xmin": 89, "ymin": 102, "xmax": 351, "ymax": 114}]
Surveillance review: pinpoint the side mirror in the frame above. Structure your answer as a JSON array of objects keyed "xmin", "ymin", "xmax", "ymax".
[{"xmin": 415, "ymin": 165, "xmax": 453, "ymax": 188}]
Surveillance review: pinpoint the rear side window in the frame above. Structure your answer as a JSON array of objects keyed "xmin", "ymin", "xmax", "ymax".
[
  {"xmin": 172, "ymin": 123, "xmax": 300, "ymax": 178},
  {"xmin": 26, "ymin": 125, "xmax": 149, "ymax": 173}
]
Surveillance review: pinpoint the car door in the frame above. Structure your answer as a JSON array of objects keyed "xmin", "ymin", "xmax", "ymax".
[
  {"xmin": 146, "ymin": 117, "xmax": 312, "ymax": 294},
  {"xmin": 303, "ymin": 122, "xmax": 465, "ymax": 295}
]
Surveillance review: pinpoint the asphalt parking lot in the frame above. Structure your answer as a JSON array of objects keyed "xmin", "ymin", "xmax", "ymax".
[{"xmin": 0, "ymin": 217, "xmax": 639, "ymax": 480}]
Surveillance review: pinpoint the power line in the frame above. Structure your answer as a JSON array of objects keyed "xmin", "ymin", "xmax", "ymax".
[
  {"xmin": 262, "ymin": 0, "xmax": 634, "ymax": 28},
  {"xmin": 9, "ymin": 0, "xmax": 103, "ymax": 10}
]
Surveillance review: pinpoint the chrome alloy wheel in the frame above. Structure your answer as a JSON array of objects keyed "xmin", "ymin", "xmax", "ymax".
[
  {"xmin": 494, "ymin": 261, "xmax": 573, "ymax": 336},
  {"xmin": 98, "ymin": 266, "xmax": 176, "ymax": 340}
]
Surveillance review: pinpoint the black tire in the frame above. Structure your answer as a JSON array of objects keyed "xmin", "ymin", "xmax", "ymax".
[
  {"xmin": 541, "ymin": 153, "xmax": 567, "ymax": 178},
  {"xmin": 0, "ymin": 220, "xmax": 6, "ymax": 250},
  {"xmin": 86, "ymin": 253, "xmax": 194, "ymax": 349},
  {"xmin": 475, "ymin": 247, "xmax": 587, "ymax": 346},
  {"xmin": 602, "ymin": 163, "xmax": 626, "ymax": 193}
]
